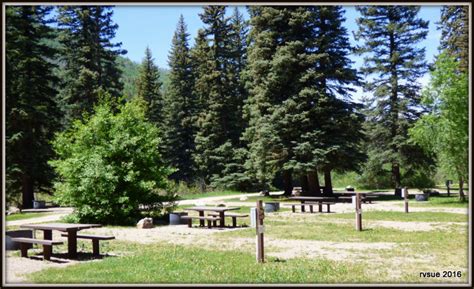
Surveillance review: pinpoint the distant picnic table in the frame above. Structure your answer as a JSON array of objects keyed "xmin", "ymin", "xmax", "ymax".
[{"xmin": 184, "ymin": 206, "xmax": 240, "ymax": 227}]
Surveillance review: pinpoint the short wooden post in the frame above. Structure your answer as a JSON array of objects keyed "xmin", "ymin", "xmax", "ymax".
[
  {"xmin": 355, "ymin": 192, "xmax": 362, "ymax": 231},
  {"xmin": 403, "ymin": 187, "xmax": 409, "ymax": 213},
  {"xmin": 256, "ymin": 200, "xmax": 265, "ymax": 263},
  {"xmin": 446, "ymin": 180, "xmax": 451, "ymax": 197}
]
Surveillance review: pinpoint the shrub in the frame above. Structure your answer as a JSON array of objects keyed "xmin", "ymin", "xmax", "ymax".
[{"xmin": 50, "ymin": 96, "xmax": 176, "ymax": 225}]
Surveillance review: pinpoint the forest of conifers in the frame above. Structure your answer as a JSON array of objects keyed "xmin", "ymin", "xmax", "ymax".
[{"xmin": 5, "ymin": 5, "xmax": 469, "ymax": 209}]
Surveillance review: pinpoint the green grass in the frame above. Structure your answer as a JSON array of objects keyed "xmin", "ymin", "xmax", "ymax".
[
  {"xmin": 219, "ymin": 218, "xmax": 467, "ymax": 244},
  {"xmin": 177, "ymin": 190, "xmax": 250, "ymax": 200},
  {"xmin": 27, "ymin": 242, "xmax": 369, "ymax": 284},
  {"xmin": 6, "ymin": 212, "xmax": 52, "ymax": 222},
  {"xmin": 323, "ymin": 211, "xmax": 468, "ymax": 223}
]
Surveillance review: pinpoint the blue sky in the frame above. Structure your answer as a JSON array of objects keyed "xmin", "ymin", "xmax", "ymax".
[
  {"xmin": 112, "ymin": 5, "xmax": 442, "ymax": 100},
  {"xmin": 113, "ymin": 5, "xmax": 442, "ymax": 69}
]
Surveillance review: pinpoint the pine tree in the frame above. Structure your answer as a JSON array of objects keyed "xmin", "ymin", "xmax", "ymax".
[
  {"xmin": 439, "ymin": 5, "xmax": 469, "ymax": 72},
  {"xmin": 162, "ymin": 15, "xmax": 196, "ymax": 182},
  {"xmin": 210, "ymin": 7, "xmax": 250, "ymax": 190},
  {"xmin": 244, "ymin": 7, "xmax": 365, "ymax": 196},
  {"xmin": 136, "ymin": 47, "xmax": 162, "ymax": 124},
  {"xmin": 355, "ymin": 6, "xmax": 430, "ymax": 195},
  {"xmin": 57, "ymin": 6, "xmax": 125, "ymax": 126},
  {"xmin": 304, "ymin": 6, "xmax": 365, "ymax": 195},
  {"xmin": 192, "ymin": 6, "xmax": 239, "ymax": 187},
  {"xmin": 243, "ymin": 7, "xmax": 301, "ymax": 195},
  {"xmin": 6, "ymin": 6, "xmax": 60, "ymax": 208}
]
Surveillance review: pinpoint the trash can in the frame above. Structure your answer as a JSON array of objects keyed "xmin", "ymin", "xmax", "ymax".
[
  {"xmin": 6, "ymin": 230, "xmax": 33, "ymax": 250},
  {"xmin": 264, "ymin": 202, "xmax": 280, "ymax": 212},
  {"xmin": 169, "ymin": 212, "xmax": 188, "ymax": 225},
  {"xmin": 33, "ymin": 200, "xmax": 46, "ymax": 209},
  {"xmin": 415, "ymin": 194, "xmax": 429, "ymax": 201}
]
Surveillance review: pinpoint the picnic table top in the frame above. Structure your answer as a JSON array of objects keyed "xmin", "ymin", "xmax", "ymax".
[
  {"xmin": 20, "ymin": 223, "xmax": 102, "ymax": 232},
  {"xmin": 184, "ymin": 206, "xmax": 240, "ymax": 212}
]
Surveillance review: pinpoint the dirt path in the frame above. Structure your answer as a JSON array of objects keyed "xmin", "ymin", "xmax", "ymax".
[{"xmin": 6, "ymin": 208, "xmax": 74, "ymax": 227}]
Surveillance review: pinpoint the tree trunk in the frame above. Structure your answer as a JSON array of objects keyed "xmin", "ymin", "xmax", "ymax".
[
  {"xmin": 323, "ymin": 168, "xmax": 333, "ymax": 195},
  {"xmin": 21, "ymin": 173, "xmax": 34, "ymax": 209},
  {"xmin": 282, "ymin": 170, "xmax": 293, "ymax": 196},
  {"xmin": 459, "ymin": 177, "xmax": 465, "ymax": 202},
  {"xmin": 300, "ymin": 174, "xmax": 309, "ymax": 196},
  {"xmin": 307, "ymin": 170, "xmax": 321, "ymax": 196},
  {"xmin": 392, "ymin": 163, "xmax": 402, "ymax": 197}
]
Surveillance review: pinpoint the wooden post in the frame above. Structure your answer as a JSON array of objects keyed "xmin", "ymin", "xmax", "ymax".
[
  {"xmin": 446, "ymin": 180, "xmax": 451, "ymax": 197},
  {"xmin": 256, "ymin": 200, "xmax": 265, "ymax": 263},
  {"xmin": 355, "ymin": 192, "xmax": 362, "ymax": 231},
  {"xmin": 403, "ymin": 187, "xmax": 409, "ymax": 213}
]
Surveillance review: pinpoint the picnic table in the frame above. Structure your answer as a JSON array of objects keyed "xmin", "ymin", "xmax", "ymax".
[
  {"xmin": 20, "ymin": 223, "xmax": 101, "ymax": 259},
  {"xmin": 184, "ymin": 206, "xmax": 240, "ymax": 228},
  {"xmin": 288, "ymin": 196, "xmax": 338, "ymax": 213}
]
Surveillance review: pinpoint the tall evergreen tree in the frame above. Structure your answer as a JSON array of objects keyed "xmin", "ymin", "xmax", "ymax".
[
  {"xmin": 439, "ymin": 5, "xmax": 469, "ymax": 72},
  {"xmin": 243, "ymin": 7, "xmax": 296, "ymax": 194},
  {"xmin": 6, "ymin": 6, "xmax": 60, "ymax": 208},
  {"xmin": 244, "ymin": 7, "xmax": 365, "ymax": 195},
  {"xmin": 57, "ymin": 6, "xmax": 125, "ymax": 126},
  {"xmin": 162, "ymin": 15, "xmax": 196, "ymax": 182},
  {"xmin": 355, "ymin": 6, "xmax": 430, "ymax": 195},
  {"xmin": 136, "ymin": 46, "xmax": 162, "ymax": 124},
  {"xmin": 211, "ymin": 7, "xmax": 250, "ymax": 190},
  {"xmin": 192, "ymin": 6, "xmax": 240, "ymax": 187}
]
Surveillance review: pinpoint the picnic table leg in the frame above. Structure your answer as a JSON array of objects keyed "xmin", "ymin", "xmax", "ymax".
[
  {"xmin": 309, "ymin": 205, "xmax": 314, "ymax": 213},
  {"xmin": 67, "ymin": 230, "xmax": 78, "ymax": 259},
  {"xmin": 291, "ymin": 205, "xmax": 295, "ymax": 213},
  {"xmin": 301, "ymin": 201, "xmax": 306, "ymax": 213},
  {"xmin": 43, "ymin": 245, "xmax": 52, "ymax": 260},
  {"xmin": 43, "ymin": 230, "xmax": 52, "ymax": 240},
  {"xmin": 219, "ymin": 212, "xmax": 225, "ymax": 227},
  {"xmin": 327, "ymin": 204, "xmax": 330, "ymax": 213},
  {"xmin": 318, "ymin": 203, "xmax": 322, "ymax": 213},
  {"xmin": 92, "ymin": 239, "xmax": 100, "ymax": 256},
  {"xmin": 20, "ymin": 243, "xmax": 28, "ymax": 258},
  {"xmin": 232, "ymin": 216, "xmax": 237, "ymax": 227},
  {"xmin": 199, "ymin": 211, "xmax": 205, "ymax": 227}
]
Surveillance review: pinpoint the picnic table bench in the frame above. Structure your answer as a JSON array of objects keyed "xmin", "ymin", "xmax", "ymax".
[
  {"xmin": 207, "ymin": 212, "xmax": 249, "ymax": 227},
  {"xmin": 60, "ymin": 233, "xmax": 115, "ymax": 256},
  {"xmin": 11, "ymin": 237, "xmax": 63, "ymax": 260}
]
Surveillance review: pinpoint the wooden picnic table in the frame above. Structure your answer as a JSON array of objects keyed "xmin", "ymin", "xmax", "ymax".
[
  {"xmin": 20, "ymin": 223, "xmax": 102, "ymax": 259},
  {"xmin": 288, "ymin": 196, "xmax": 339, "ymax": 213},
  {"xmin": 184, "ymin": 206, "xmax": 240, "ymax": 228}
]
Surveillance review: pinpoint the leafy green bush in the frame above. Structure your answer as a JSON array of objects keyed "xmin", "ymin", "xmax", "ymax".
[{"xmin": 50, "ymin": 96, "xmax": 176, "ymax": 225}]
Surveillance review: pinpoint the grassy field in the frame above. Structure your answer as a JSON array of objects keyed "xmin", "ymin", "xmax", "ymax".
[{"xmin": 6, "ymin": 212, "xmax": 52, "ymax": 222}]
